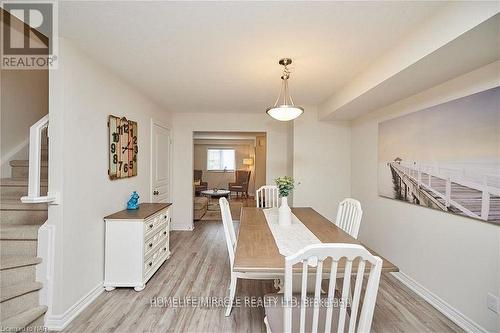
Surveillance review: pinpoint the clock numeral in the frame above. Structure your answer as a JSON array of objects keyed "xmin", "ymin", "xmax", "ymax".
[{"xmin": 109, "ymin": 115, "xmax": 137, "ymax": 179}]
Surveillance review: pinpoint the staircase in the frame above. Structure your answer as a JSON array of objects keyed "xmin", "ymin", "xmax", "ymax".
[{"xmin": 0, "ymin": 138, "xmax": 48, "ymax": 330}]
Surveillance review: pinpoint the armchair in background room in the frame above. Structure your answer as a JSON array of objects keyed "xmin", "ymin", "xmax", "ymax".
[
  {"xmin": 193, "ymin": 169, "xmax": 208, "ymax": 195},
  {"xmin": 229, "ymin": 170, "xmax": 251, "ymax": 198}
]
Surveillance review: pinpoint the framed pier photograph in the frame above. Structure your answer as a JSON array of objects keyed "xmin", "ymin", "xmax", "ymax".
[{"xmin": 378, "ymin": 87, "xmax": 500, "ymax": 225}]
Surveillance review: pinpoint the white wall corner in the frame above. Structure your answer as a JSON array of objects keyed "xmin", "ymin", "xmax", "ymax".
[
  {"xmin": 44, "ymin": 283, "xmax": 103, "ymax": 331},
  {"xmin": 392, "ymin": 272, "xmax": 489, "ymax": 333}
]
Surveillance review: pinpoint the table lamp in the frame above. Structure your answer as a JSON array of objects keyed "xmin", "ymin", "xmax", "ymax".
[{"xmin": 243, "ymin": 158, "xmax": 253, "ymax": 170}]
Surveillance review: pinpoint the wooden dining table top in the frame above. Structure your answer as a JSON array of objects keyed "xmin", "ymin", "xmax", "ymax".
[{"xmin": 233, "ymin": 207, "xmax": 399, "ymax": 273}]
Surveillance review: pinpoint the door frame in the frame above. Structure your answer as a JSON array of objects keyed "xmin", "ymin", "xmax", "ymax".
[{"xmin": 150, "ymin": 119, "xmax": 172, "ymax": 203}]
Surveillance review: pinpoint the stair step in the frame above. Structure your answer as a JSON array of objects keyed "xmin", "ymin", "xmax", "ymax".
[
  {"xmin": 11, "ymin": 165, "xmax": 48, "ymax": 179},
  {"xmin": 0, "ymin": 178, "xmax": 48, "ymax": 187},
  {"xmin": 0, "ymin": 210, "xmax": 48, "ymax": 225},
  {"xmin": 26, "ymin": 313, "xmax": 45, "ymax": 329},
  {"xmin": 1, "ymin": 240, "xmax": 37, "ymax": 256},
  {"xmin": 1, "ymin": 305, "xmax": 47, "ymax": 329},
  {"xmin": 0, "ymin": 281, "xmax": 42, "ymax": 302},
  {"xmin": 0, "ymin": 256, "xmax": 42, "ymax": 270},
  {"xmin": 1, "ymin": 186, "xmax": 48, "ymax": 200},
  {"xmin": 0, "ymin": 225, "xmax": 40, "ymax": 240},
  {"xmin": 0, "ymin": 199, "xmax": 48, "ymax": 211},
  {"xmin": 9, "ymin": 160, "xmax": 48, "ymax": 168},
  {"xmin": 1, "ymin": 178, "xmax": 48, "ymax": 199},
  {"xmin": 1, "ymin": 264, "xmax": 36, "ymax": 288}
]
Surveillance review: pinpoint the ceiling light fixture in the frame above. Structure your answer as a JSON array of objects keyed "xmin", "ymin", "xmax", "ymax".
[{"xmin": 266, "ymin": 58, "xmax": 304, "ymax": 121}]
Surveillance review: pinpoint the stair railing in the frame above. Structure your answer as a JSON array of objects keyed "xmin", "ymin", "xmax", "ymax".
[{"xmin": 21, "ymin": 114, "xmax": 59, "ymax": 204}]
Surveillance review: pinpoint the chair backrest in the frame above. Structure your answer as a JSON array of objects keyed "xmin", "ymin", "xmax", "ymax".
[
  {"xmin": 256, "ymin": 185, "xmax": 279, "ymax": 208},
  {"xmin": 235, "ymin": 170, "xmax": 251, "ymax": 184},
  {"xmin": 194, "ymin": 169, "xmax": 203, "ymax": 182},
  {"xmin": 283, "ymin": 243, "xmax": 382, "ymax": 333},
  {"xmin": 335, "ymin": 198, "xmax": 363, "ymax": 239},
  {"xmin": 219, "ymin": 197, "xmax": 237, "ymax": 267}
]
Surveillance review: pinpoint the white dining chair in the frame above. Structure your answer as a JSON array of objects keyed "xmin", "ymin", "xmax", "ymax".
[
  {"xmin": 256, "ymin": 185, "xmax": 279, "ymax": 208},
  {"xmin": 335, "ymin": 199, "xmax": 363, "ymax": 239},
  {"xmin": 263, "ymin": 243, "xmax": 383, "ymax": 333},
  {"xmin": 219, "ymin": 197, "xmax": 281, "ymax": 316}
]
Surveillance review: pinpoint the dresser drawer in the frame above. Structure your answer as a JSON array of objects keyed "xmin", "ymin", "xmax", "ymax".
[
  {"xmin": 144, "ymin": 208, "xmax": 169, "ymax": 238},
  {"xmin": 144, "ymin": 242, "xmax": 169, "ymax": 277},
  {"xmin": 144, "ymin": 227, "xmax": 168, "ymax": 258}
]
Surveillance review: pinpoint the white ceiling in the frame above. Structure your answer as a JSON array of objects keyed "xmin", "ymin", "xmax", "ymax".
[
  {"xmin": 59, "ymin": 1, "xmax": 449, "ymax": 113},
  {"xmin": 325, "ymin": 13, "xmax": 500, "ymax": 120}
]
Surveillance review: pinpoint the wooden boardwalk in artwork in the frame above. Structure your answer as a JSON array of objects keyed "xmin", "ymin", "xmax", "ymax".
[{"xmin": 389, "ymin": 162, "xmax": 500, "ymax": 224}]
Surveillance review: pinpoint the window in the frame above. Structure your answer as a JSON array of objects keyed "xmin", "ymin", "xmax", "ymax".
[{"xmin": 207, "ymin": 148, "xmax": 235, "ymax": 171}]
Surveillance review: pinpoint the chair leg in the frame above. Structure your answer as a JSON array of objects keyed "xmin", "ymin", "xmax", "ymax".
[{"xmin": 225, "ymin": 274, "xmax": 237, "ymax": 316}]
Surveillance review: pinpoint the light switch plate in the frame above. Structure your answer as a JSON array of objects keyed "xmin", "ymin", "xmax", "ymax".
[{"xmin": 487, "ymin": 293, "xmax": 499, "ymax": 314}]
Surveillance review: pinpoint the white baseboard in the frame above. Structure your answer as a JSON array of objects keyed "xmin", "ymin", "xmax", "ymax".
[
  {"xmin": 392, "ymin": 272, "xmax": 488, "ymax": 333},
  {"xmin": 44, "ymin": 283, "xmax": 103, "ymax": 331},
  {"xmin": 171, "ymin": 224, "xmax": 194, "ymax": 231}
]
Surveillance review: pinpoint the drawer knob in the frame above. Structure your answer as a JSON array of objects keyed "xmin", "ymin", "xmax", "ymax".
[
  {"xmin": 148, "ymin": 262, "xmax": 152, "ymax": 266},
  {"xmin": 164, "ymin": 215, "xmax": 167, "ymax": 219},
  {"xmin": 163, "ymin": 231, "xmax": 167, "ymax": 235},
  {"xmin": 149, "ymin": 224, "xmax": 153, "ymax": 228},
  {"xmin": 163, "ymin": 247, "xmax": 167, "ymax": 251},
  {"xmin": 149, "ymin": 243, "xmax": 153, "ymax": 248}
]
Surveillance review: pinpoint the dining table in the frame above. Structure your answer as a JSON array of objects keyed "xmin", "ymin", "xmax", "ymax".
[{"xmin": 233, "ymin": 207, "xmax": 399, "ymax": 274}]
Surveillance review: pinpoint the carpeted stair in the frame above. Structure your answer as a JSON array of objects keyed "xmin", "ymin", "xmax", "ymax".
[{"xmin": 0, "ymin": 138, "xmax": 48, "ymax": 330}]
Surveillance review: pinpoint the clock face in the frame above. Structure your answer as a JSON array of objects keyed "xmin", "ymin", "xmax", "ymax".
[{"xmin": 108, "ymin": 115, "xmax": 138, "ymax": 179}]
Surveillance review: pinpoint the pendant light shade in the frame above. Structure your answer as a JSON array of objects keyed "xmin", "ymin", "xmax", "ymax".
[
  {"xmin": 266, "ymin": 105, "xmax": 304, "ymax": 122},
  {"xmin": 266, "ymin": 58, "xmax": 304, "ymax": 121}
]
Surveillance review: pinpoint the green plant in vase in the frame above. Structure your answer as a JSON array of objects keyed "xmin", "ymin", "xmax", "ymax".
[
  {"xmin": 275, "ymin": 176, "xmax": 295, "ymax": 197},
  {"xmin": 275, "ymin": 176, "xmax": 295, "ymax": 226}
]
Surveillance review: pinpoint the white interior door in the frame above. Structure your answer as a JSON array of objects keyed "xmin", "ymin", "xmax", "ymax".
[{"xmin": 151, "ymin": 122, "xmax": 171, "ymax": 203}]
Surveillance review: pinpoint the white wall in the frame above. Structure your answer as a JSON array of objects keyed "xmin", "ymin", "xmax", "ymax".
[
  {"xmin": 351, "ymin": 61, "xmax": 500, "ymax": 332},
  {"xmin": 0, "ymin": 69, "xmax": 48, "ymax": 177},
  {"xmin": 292, "ymin": 107, "xmax": 352, "ymax": 221},
  {"xmin": 47, "ymin": 39, "xmax": 172, "ymax": 320},
  {"xmin": 0, "ymin": 15, "xmax": 49, "ymax": 177},
  {"xmin": 171, "ymin": 112, "xmax": 291, "ymax": 230}
]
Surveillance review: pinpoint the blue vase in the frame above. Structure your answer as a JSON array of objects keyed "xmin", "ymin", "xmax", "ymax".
[{"xmin": 127, "ymin": 191, "xmax": 140, "ymax": 210}]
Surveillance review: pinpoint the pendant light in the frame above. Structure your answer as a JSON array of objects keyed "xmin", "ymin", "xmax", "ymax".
[{"xmin": 266, "ymin": 58, "xmax": 304, "ymax": 121}]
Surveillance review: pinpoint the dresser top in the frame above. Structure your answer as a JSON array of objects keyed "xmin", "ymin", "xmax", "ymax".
[{"xmin": 104, "ymin": 203, "xmax": 172, "ymax": 220}]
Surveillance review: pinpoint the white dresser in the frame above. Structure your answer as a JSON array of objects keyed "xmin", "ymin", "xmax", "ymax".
[{"xmin": 104, "ymin": 203, "xmax": 172, "ymax": 291}]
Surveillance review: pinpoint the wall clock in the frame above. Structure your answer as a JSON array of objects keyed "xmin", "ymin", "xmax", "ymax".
[{"xmin": 108, "ymin": 115, "xmax": 138, "ymax": 179}]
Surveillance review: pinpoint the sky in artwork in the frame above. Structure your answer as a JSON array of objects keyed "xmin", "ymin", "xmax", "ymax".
[{"xmin": 378, "ymin": 87, "xmax": 500, "ymax": 165}]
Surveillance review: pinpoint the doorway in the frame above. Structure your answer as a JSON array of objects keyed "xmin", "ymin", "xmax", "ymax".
[{"xmin": 192, "ymin": 131, "xmax": 267, "ymax": 222}]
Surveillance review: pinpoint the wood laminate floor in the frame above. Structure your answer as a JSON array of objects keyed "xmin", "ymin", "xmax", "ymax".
[{"xmin": 61, "ymin": 220, "xmax": 463, "ymax": 333}]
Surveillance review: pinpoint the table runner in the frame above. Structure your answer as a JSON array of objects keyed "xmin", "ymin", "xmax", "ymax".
[{"xmin": 262, "ymin": 208, "xmax": 321, "ymax": 262}]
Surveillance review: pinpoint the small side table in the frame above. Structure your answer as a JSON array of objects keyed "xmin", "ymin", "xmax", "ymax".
[{"xmin": 201, "ymin": 189, "xmax": 230, "ymax": 211}]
